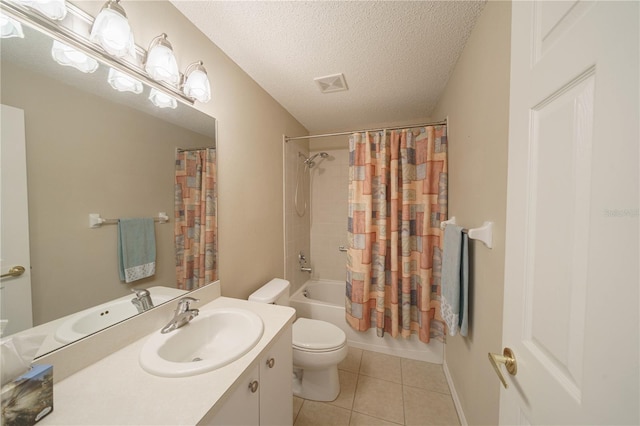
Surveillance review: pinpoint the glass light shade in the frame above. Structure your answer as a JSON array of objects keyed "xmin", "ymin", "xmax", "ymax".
[
  {"xmin": 18, "ymin": 0, "xmax": 67, "ymax": 20},
  {"xmin": 0, "ymin": 15, "xmax": 24, "ymax": 38},
  {"xmin": 183, "ymin": 68, "xmax": 211, "ymax": 103},
  {"xmin": 90, "ymin": 4, "xmax": 135, "ymax": 58},
  {"xmin": 108, "ymin": 68, "xmax": 142, "ymax": 94},
  {"xmin": 145, "ymin": 40, "xmax": 179, "ymax": 85},
  {"xmin": 149, "ymin": 88, "xmax": 177, "ymax": 109},
  {"xmin": 51, "ymin": 40, "xmax": 99, "ymax": 73}
]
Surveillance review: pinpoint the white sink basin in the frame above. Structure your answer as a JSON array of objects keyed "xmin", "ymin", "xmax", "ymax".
[
  {"xmin": 54, "ymin": 293, "xmax": 177, "ymax": 344},
  {"xmin": 139, "ymin": 307, "xmax": 264, "ymax": 378}
]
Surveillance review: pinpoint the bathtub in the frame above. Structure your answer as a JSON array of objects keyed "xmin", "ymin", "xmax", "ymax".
[{"xmin": 289, "ymin": 279, "xmax": 443, "ymax": 363}]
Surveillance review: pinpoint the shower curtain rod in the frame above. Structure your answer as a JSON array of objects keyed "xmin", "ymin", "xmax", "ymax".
[
  {"xmin": 177, "ymin": 146, "xmax": 216, "ymax": 152},
  {"xmin": 284, "ymin": 119, "xmax": 447, "ymax": 141}
]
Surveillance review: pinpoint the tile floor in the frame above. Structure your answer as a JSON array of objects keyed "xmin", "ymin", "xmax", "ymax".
[{"xmin": 292, "ymin": 347, "xmax": 460, "ymax": 426}]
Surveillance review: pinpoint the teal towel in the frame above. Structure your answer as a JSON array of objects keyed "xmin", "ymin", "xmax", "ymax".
[
  {"xmin": 441, "ymin": 224, "xmax": 469, "ymax": 337},
  {"xmin": 117, "ymin": 218, "xmax": 156, "ymax": 283},
  {"xmin": 460, "ymin": 233, "xmax": 469, "ymax": 336}
]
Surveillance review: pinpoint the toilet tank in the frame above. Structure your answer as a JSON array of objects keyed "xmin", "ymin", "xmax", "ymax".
[{"xmin": 248, "ymin": 278, "xmax": 290, "ymax": 306}]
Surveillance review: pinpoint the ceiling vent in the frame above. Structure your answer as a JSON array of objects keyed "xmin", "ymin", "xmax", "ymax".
[{"xmin": 314, "ymin": 73, "xmax": 348, "ymax": 93}]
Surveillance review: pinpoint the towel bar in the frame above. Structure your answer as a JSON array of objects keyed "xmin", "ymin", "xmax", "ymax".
[
  {"xmin": 441, "ymin": 216, "xmax": 493, "ymax": 249},
  {"xmin": 89, "ymin": 212, "xmax": 169, "ymax": 228}
]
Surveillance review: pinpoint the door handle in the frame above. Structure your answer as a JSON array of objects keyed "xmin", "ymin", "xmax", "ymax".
[
  {"xmin": 1, "ymin": 266, "xmax": 25, "ymax": 279},
  {"xmin": 488, "ymin": 347, "xmax": 517, "ymax": 388}
]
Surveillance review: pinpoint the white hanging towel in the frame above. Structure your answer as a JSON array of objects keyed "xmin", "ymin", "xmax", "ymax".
[{"xmin": 441, "ymin": 224, "xmax": 469, "ymax": 337}]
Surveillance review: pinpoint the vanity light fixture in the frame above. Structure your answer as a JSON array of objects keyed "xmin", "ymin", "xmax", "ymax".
[
  {"xmin": 0, "ymin": 14, "xmax": 24, "ymax": 38},
  {"xmin": 1, "ymin": 0, "xmax": 200, "ymax": 106},
  {"xmin": 144, "ymin": 33, "xmax": 179, "ymax": 85},
  {"xmin": 108, "ymin": 68, "xmax": 142, "ymax": 93},
  {"xmin": 149, "ymin": 88, "xmax": 177, "ymax": 109},
  {"xmin": 51, "ymin": 40, "xmax": 99, "ymax": 73},
  {"xmin": 90, "ymin": 0, "xmax": 135, "ymax": 58},
  {"xmin": 16, "ymin": 0, "xmax": 67, "ymax": 20},
  {"xmin": 182, "ymin": 61, "xmax": 211, "ymax": 103}
]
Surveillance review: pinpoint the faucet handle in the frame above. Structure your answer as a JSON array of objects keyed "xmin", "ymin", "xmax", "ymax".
[
  {"xmin": 176, "ymin": 296, "xmax": 199, "ymax": 312},
  {"xmin": 131, "ymin": 288, "xmax": 150, "ymax": 298}
]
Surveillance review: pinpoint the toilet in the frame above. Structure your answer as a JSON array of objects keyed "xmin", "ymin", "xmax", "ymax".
[{"xmin": 249, "ymin": 278, "xmax": 347, "ymax": 401}]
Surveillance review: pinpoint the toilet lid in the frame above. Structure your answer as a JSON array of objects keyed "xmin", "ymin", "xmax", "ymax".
[{"xmin": 293, "ymin": 318, "xmax": 346, "ymax": 351}]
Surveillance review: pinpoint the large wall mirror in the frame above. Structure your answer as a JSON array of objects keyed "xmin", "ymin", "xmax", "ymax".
[{"xmin": 0, "ymin": 10, "xmax": 217, "ymax": 358}]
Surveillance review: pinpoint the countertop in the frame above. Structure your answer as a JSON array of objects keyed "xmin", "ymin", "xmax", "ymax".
[
  {"xmin": 17, "ymin": 286, "xmax": 188, "ymax": 358},
  {"xmin": 39, "ymin": 297, "xmax": 295, "ymax": 425}
]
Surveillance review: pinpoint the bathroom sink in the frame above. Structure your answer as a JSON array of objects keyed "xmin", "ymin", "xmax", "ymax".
[
  {"xmin": 139, "ymin": 307, "xmax": 264, "ymax": 377},
  {"xmin": 54, "ymin": 293, "xmax": 177, "ymax": 344}
]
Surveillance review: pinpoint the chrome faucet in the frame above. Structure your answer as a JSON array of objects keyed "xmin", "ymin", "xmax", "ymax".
[
  {"xmin": 161, "ymin": 297, "xmax": 199, "ymax": 334},
  {"xmin": 131, "ymin": 288, "xmax": 154, "ymax": 313},
  {"xmin": 298, "ymin": 251, "xmax": 312, "ymax": 274}
]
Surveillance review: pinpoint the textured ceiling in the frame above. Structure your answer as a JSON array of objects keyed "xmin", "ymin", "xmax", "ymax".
[{"xmin": 171, "ymin": 1, "xmax": 486, "ymax": 133}]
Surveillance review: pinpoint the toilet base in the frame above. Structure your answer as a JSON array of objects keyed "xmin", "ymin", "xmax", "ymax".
[{"xmin": 292, "ymin": 365, "xmax": 340, "ymax": 401}]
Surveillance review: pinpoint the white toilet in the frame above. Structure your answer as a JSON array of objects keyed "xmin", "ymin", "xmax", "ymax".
[{"xmin": 249, "ymin": 278, "xmax": 347, "ymax": 401}]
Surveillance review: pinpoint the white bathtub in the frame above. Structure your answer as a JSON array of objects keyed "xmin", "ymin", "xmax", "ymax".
[{"xmin": 289, "ymin": 279, "xmax": 443, "ymax": 363}]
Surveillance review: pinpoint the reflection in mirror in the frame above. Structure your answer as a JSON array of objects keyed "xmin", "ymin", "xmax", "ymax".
[{"xmin": 0, "ymin": 16, "xmax": 217, "ymax": 358}]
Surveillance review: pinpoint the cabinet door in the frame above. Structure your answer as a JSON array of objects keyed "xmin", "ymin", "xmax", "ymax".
[
  {"xmin": 259, "ymin": 326, "xmax": 293, "ymax": 426},
  {"xmin": 205, "ymin": 364, "xmax": 260, "ymax": 426}
]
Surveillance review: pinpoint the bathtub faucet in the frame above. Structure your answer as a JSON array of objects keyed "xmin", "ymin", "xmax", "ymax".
[{"xmin": 298, "ymin": 251, "xmax": 312, "ymax": 273}]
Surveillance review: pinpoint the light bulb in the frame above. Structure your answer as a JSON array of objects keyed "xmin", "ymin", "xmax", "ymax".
[
  {"xmin": 145, "ymin": 34, "xmax": 179, "ymax": 85},
  {"xmin": 183, "ymin": 62, "xmax": 211, "ymax": 103},
  {"xmin": 108, "ymin": 68, "xmax": 142, "ymax": 94},
  {"xmin": 90, "ymin": 0, "xmax": 135, "ymax": 58},
  {"xmin": 18, "ymin": 0, "xmax": 67, "ymax": 20},
  {"xmin": 149, "ymin": 88, "xmax": 177, "ymax": 109},
  {"xmin": 51, "ymin": 40, "xmax": 99, "ymax": 73},
  {"xmin": 0, "ymin": 15, "xmax": 24, "ymax": 39}
]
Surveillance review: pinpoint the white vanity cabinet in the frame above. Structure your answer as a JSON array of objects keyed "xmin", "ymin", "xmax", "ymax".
[
  {"xmin": 259, "ymin": 325, "xmax": 293, "ymax": 425},
  {"xmin": 36, "ymin": 296, "xmax": 296, "ymax": 426},
  {"xmin": 203, "ymin": 325, "xmax": 293, "ymax": 426},
  {"xmin": 205, "ymin": 364, "xmax": 260, "ymax": 425}
]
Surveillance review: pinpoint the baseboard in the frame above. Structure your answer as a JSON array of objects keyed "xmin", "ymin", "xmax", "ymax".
[{"xmin": 443, "ymin": 358, "xmax": 468, "ymax": 426}]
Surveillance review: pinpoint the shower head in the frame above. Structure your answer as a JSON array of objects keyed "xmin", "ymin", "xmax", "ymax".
[{"xmin": 305, "ymin": 152, "xmax": 329, "ymax": 168}]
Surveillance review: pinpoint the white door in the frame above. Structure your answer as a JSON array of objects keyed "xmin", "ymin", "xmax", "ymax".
[
  {"xmin": 0, "ymin": 104, "xmax": 33, "ymax": 336},
  {"xmin": 499, "ymin": 1, "xmax": 639, "ymax": 424}
]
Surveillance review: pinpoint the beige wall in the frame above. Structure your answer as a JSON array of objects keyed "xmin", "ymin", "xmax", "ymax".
[
  {"xmin": 430, "ymin": 1, "xmax": 511, "ymax": 424},
  {"xmin": 71, "ymin": 1, "xmax": 308, "ymax": 300},
  {"xmin": 1, "ymin": 62, "xmax": 214, "ymax": 324}
]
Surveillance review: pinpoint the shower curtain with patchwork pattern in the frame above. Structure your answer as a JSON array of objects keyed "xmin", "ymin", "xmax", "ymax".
[
  {"xmin": 174, "ymin": 148, "xmax": 218, "ymax": 290},
  {"xmin": 346, "ymin": 126, "xmax": 447, "ymax": 343}
]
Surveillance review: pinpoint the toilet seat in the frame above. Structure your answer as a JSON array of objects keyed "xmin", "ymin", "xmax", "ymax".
[{"xmin": 293, "ymin": 318, "xmax": 346, "ymax": 352}]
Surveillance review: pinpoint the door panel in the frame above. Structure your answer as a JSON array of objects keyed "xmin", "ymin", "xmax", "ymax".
[
  {"xmin": 534, "ymin": 0, "xmax": 595, "ymax": 62},
  {"xmin": 525, "ymin": 70, "xmax": 594, "ymax": 401},
  {"xmin": 0, "ymin": 104, "xmax": 33, "ymax": 336},
  {"xmin": 501, "ymin": 1, "xmax": 639, "ymax": 424}
]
